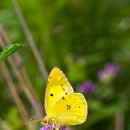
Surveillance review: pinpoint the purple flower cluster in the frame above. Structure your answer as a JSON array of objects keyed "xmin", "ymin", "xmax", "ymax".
[
  {"xmin": 40, "ymin": 124, "xmax": 66, "ymax": 130},
  {"xmin": 78, "ymin": 80, "xmax": 95, "ymax": 94},
  {"xmin": 40, "ymin": 124, "xmax": 52, "ymax": 130},
  {"xmin": 97, "ymin": 63, "xmax": 120, "ymax": 82}
]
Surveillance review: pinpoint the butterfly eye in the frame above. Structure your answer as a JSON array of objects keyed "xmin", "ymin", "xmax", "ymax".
[{"xmin": 41, "ymin": 118, "xmax": 48, "ymax": 125}]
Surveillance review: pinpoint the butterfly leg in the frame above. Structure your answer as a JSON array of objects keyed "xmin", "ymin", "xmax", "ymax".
[{"xmin": 54, "ymin": 117, "xmax": 64, "ymax": 130}]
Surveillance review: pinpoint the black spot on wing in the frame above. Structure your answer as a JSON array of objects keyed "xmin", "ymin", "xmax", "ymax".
[
  {"xmin": 50, "ymin": 94, "xmax": 53, "ymax": 96},
  {"xmin": 62, "ymin": 97, "xmax": 65, "ymax": 100}
]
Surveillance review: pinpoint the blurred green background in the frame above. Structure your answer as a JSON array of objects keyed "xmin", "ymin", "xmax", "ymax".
[{"xmin": 0, "ymin": 0, "xmax": 130, "ymax": 130}]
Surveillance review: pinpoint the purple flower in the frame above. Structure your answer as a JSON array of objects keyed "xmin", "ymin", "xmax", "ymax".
[
  {"xmin": 78, "ymin": 80, "xmax": 95, "ymax": 94},
  {"xmin": 40, "ymin": 124, "xmax": 66, "ymax": 130},
  {"xmin": 40, "ymin": 126, "xmax": 47, "ymax": 130},
  {"xmin": 62, "ymin": 126, "xmax": 66, "ymax": 130},
  {"xmin": 48, "ymin": 125, "xmax": 52, "ymax": 129},
  {"xmin": 40, "ymin": 124, "xmax": 52, "ymax": 130},
  {"xmin": 97, "ymin": 63, "xmax": 120, "ymax": 82}
]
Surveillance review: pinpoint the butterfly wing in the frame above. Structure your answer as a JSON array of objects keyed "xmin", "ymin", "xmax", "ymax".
[
  {"xmin": 51, "ymin": 93, "xmax": 87, "ymax": 125},
  {"xmin": 45, "ymin": 67, "xmax": 74, "ymax": 117}
]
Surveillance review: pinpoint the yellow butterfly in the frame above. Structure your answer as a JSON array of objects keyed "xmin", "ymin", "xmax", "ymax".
[{"xmin": 41, "ymin": 67, "xmax": 88, "ymax": 126}]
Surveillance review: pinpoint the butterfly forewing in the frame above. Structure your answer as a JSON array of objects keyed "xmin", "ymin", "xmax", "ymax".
[{"xmin": 45, "ymin": 67, "xmax": 74, "ymax": 117}]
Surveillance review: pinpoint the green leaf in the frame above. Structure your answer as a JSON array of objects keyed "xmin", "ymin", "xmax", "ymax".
[{"xmin": 0, "ymin": 43, "xmax": 23, "ymax": 61}]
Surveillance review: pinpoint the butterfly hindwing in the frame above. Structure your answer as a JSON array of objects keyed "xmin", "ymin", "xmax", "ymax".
[
  {"xmin": 45, "ymin": 67, "xmax": 74, "ymax": 117},
  {"xmin": 51, "ymin": 93, "xmax": 87, "ymax": 125}
]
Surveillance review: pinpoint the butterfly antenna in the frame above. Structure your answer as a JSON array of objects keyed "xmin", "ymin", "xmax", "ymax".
[{"xmin": 25, "ymin": 118, "xmax": 42, "ymax": 125}]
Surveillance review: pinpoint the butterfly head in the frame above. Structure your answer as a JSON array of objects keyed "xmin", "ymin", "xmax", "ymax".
[
  {"xmin": 41, "ymin": 116, "xmax": 58, "ymax": 125},
  {"xmin": 41, "ymin": 116, "xmax": 48, "ymax": 125}
]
